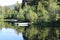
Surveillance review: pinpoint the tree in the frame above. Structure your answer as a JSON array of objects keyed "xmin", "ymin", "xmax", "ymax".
[
  {"xmin": 15, "ymin": 1, "xmax": 21, "ymax": 12},
  {"xmin": 37, "ymin": 2, "xmax": 50, "ymax": 22},
  {"xmin": 17, "ymin": 9, "xmax": 25, "ymax": 22},
  {"xmin": 48, "ymin": 0, "xmax": 59, "ymax": 21},
  {"xmin": 26, "ymin": 9, "xmax": 38, "ymax": 22}
]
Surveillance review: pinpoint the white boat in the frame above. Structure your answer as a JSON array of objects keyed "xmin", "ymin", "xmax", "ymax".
[{"xmin": 14, "ymin": 23, "xmax": 30, "ymax": 26}]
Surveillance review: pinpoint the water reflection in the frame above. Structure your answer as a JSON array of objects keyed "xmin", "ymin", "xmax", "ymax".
[{"xmin": 0, "ymin": 28, "xmax": 24, "ymax": 40}]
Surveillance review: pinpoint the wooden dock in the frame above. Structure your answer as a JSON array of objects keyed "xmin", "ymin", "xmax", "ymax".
[
  {"xmin": 4, "ymin": 19, "xmax": 17, "ymax": 22},
  {"xmin": 0, "ymin": 19, "xmax": 17, "ymax": 22}
]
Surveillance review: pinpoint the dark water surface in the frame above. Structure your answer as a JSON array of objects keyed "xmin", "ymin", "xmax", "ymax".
[{"xmin": 0, "ymin": 28, "xmax": 24, "ymax": 40}]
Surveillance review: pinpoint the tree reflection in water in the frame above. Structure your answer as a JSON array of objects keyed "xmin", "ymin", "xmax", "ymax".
[{"xmin": 0, "ymin": 22, "xmax": 60, "ymax": 40}]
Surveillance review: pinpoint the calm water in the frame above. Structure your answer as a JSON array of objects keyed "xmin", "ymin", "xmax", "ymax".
[{"xmin": 0, "ymin": 28, "xmax": 24, "ymax": 40}]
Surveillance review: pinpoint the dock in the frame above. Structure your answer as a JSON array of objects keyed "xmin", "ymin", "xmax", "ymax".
[
  {"xmin": 4, "ymin": 19, "xmax": 18, "ymax": 22},
  {"xmin": 0, "ymin": 19, "xmax": 18, "ymax": 22}
]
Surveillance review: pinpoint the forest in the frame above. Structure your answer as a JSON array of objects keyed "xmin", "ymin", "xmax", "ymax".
[{"xmin": 0, "ymin": 0, "xmax": 60, "ymax": 40}]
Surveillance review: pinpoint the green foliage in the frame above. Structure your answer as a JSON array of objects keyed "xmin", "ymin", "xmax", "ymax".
[
  {"xmin": 37, "ymin": 2, "xmax": 50, "ymax": 22},
  {"xmin": 17, "ymin": 9, "xmax": 25, "ymax": 21},
  {"xmin": 48, "ymin": 0, "xmax": 59, "ymax": 21},
  {"xmin": 0, "ymin": 0, "xmax": 60, "ymax": 40},
  {"xmin": 56, "ymin": 29, "xmax": 60, "ymax": 38},
  {"xmin": 26, "ymin": 10, "xmax": 38, "ymax": 22},
  {"xmin": 15, "ymin": 1, "xmax": 21, "ymax": 12},
  {"xmin": 24, "ymin": 25, "xmax": 38, "ymax": 40}
]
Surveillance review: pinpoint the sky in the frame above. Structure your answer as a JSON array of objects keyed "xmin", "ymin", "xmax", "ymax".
[{"xmin": 0, "ymin": 0, "xmax": 22, "ymax": 6}]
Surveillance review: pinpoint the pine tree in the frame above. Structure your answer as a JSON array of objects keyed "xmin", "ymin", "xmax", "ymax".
[
  {"xmin": 26, "ymin": 9, "xmax": 38, "ymax": 22},
  {"xmin": 48, "ymin": 0, "xmax": 59, "ymax": 21}
]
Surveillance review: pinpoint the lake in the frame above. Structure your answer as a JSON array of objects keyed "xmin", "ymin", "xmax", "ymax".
[
  {"xmin": 0, "ymin": 21, "xmax": 59, "ymax": 40},
  {"xmin": 0, "ymin": 28, "xmax": 24, "ymax": 40}
]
